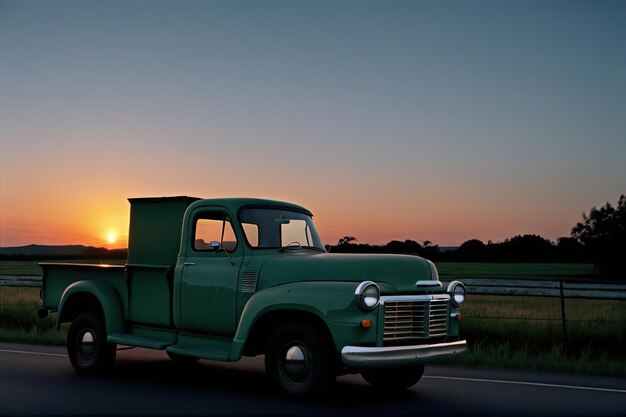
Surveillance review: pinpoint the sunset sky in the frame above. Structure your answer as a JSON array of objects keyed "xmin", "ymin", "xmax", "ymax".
[{"xmin": 1, "ymin": 0, "xmax": 625, "ymax": 249}]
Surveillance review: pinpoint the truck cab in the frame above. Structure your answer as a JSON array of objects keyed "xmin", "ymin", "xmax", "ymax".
[{"xmin": 40, "ymin": 196, "xmax": 466, "ymax": 396}]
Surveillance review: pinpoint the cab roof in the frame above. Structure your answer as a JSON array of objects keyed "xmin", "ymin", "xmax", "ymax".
[{"xmin": 128, "ymin": 196, "xmax": 312, "ymax": 216}]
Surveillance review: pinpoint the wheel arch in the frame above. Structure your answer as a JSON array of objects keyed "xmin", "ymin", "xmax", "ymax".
[
  {"xmin": 231, "ymin": 281, "xmax": 369, "ymax": 361},
  {"xmin": 57, "ymin": 280, "xmax": 124, "ymax": 335},
  {"xmin": 241, "ymin": 309, "xmax": 334, "ymax": 357}
]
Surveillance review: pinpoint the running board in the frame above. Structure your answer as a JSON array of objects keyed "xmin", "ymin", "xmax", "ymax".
[
  {"xmin": 107, "ymin": 333, "xmax": 171, "ymax": 350},
  {"xmin": 166, "ymin": 346, "xmax": 230, "ymax": 361},
  {"xmin": 167, "ymin": 333, "xmax": 233, "ymax": 361}
]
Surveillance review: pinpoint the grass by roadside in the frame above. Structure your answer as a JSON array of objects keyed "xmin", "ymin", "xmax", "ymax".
[
  {"xmin": 2, "ymin": 280, "xmax": 625, "ymax": 377},
  {"xmin": 0, "ymin": 327, "xmax": 66, "ymax": 345},
  {"xmin": 436, "ymin": 262, "xmax": 595, "ymax": 279},
  {"xmin": 0, "ymin": 287, "xmax": 66, "ymax": 345},
  {"xmin": 449, "ymin": 342, "xmax": 626, "ymax": 376},
  {"xmin": 446, "ymin": 294, "xmax": 626, "ymax": 376}
]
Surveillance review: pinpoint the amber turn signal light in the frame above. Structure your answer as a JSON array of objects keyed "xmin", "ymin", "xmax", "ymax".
[{"xmin": 360, "ymin": 319, "xmax": 372, "ymax": 328}]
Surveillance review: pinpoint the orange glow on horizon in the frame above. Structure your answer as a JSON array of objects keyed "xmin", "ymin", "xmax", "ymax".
[
  {"xmin": 0, "ymin": 189, "xmax": 131, "ymax": 249},
  {"xmin": 0, "ymin": 188, "xmax": 583, "ymax": 250}
]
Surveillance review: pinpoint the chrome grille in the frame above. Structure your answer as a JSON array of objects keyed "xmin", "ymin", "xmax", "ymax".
[
  {"xmin": 240, "ymin": 269, "xmax": 258, "ymax": 293},
  {"xmin": 384, "ymin": 298, "xmax": 448, "ymax": 342}
]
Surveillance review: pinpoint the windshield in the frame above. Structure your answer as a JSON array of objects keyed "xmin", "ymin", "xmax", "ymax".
[{"xmin": 239, "ymin": 208, "xmax": 325, "ymax": 250}]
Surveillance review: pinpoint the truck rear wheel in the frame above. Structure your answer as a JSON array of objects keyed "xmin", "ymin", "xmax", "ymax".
[
  {"xmin": 67, "ymin": 311, "xmax": 116, "ymax": 375},
  {"xmin": 361, "ymin": 365, "xmax": 424, "ymax": 390},
  {"xmin": 264, "ymin": 321, "xmax": 335, "ymax": 397}
]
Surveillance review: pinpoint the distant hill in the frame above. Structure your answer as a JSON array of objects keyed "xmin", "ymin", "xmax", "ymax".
[
  {"xmin": 0, "ymin": 245, "xmax": 127, "ymax": 259},
  {"xmin": 1, "ymin": 244, "xmax": 94, "ymax": 256}
]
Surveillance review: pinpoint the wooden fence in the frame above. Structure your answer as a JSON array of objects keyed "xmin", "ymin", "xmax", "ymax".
[
  {"xmin": 0, "ymin": 275, "xmax": 42, "ymax": 287},
  {"xmin": 2, "ymin": 274, "xmax": 624, "ymax": 346},
  {"xmin": 3, "ymin": 275, "xmax": 626, "ymax": 299},
  {"xmin": 461, "ymin": 277, "xmax": 626, "ymax": 348},
  {"xmin": 463, "ymin": 278, "xmax": 626, "ymax": 300}
]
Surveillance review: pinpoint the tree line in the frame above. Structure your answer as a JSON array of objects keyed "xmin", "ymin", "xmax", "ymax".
[
  {"xmin": 2, "ymin": 195, "xmax": 623, "ymax": 276},
  {"xmin": 328, "ymin": 194, "xmax": 626, "ymax": 277},
  {"xmin": 327, "ymin": 235, "xmax": 584, "ymax": 262}
]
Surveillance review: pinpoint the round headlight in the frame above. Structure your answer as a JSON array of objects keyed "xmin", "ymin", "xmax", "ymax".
[
  {"xmin": 355, "ymin": 281, "xmax": 380, "ymax": 310},
  {"xmin": 447, "ymin": 281, "xmax": 466, "ymax": 307}
]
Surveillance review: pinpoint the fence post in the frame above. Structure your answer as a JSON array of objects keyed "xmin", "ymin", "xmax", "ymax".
[{"xmin": 559, "ymin": 280, "xmax": 569, "ymax": 351}]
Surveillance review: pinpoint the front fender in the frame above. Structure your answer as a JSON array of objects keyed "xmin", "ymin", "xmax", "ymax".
[
  {"xmin": 57, "ymin": 280, "xmax": 124, "ymax": 335},
  {"xmin": 231, "ymin": 281, "xmax": 379, "ymax": 360}
]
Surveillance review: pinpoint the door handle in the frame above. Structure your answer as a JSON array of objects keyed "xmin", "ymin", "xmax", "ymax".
[{"xmin": 183, "ymin": 262, "xmax": 196, "ymax": 267}]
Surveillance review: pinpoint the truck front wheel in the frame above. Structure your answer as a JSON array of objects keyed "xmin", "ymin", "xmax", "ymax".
[
  {"xmin": 264, "ymin": 321, "xmax": 335, "ymax": 397},
  {"xmin": 361, "ymin": 365, "xmax": 424, "ymax": 390},
  {"xmin": 67, "ymin": 311, "xmax": 116, "ymax": 375}
]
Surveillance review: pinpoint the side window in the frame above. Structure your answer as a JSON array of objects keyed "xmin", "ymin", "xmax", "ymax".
[{"xmin": 194, "ymin": 213, "xmax": 237, "ymax": 252}]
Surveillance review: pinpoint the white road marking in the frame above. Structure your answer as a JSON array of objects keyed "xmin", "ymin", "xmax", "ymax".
[
  {"xmin": 2, "ymin": 348, "xmax": 625, "ymax": 394},
  {"xmin": 0, "ymin": 349, "xmax": 67, "ymax": 358},
  {"xmin": 424, "ymin": 375, "xmax": 626, "ymax": 394}
]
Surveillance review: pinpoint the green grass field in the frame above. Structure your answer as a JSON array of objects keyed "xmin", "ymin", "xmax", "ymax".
[
  {"xmin": 0, "ymin": 287, "xmax": 66, "ymax": 345},
  {"xmin": 436, "ymin": 262, "xmax": 595, "ymax": 279},
  {"xmin": 435, "ymin": 262, "xmax": 626, "ymax": 373},
  {"xmin": 1, "ymin": 260, "xmax": 624, "ymax": 375},
  {"xmin": 455, "ymin": 294, "xmax": 626, "ymax": 373}
]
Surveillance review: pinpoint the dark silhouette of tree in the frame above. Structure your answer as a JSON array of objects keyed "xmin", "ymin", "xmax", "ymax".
[
  {"xmin": 421, "ymin": 242, "xmax": 440, "ymax": 260},
  {"xmin": 403, "ymin": 240, "xmax": 422, "ymax": 254},
  {"xmin": 326, "ymin": 195, "xmax": 626, "ymax": 271},
  {"xmin": 571, "ymin": 195, "xmax": 626, "ymax": 276},
  {"xmin": 555, "ymin": 237, "xmax": 586, "ymax": 262},
  {"xmin": 455, "ymin": 239, "xmax": 487, "ymax": 261},
  {"xmin": 500, "ymin": 234, "xmax": 555, "ymax": 262},
  {"xmin": 337, "ymin": 236, "xmax": 357, "ymax": 246},
  {"xmin": 332, "ymin": 236, "xmax": 372, "ymax": 253},
  {"xmin": 384, "ymin": 240, "xmax": 406, "ymax": 253},
  {"xmin": 379, "ymin": 240, "xmax": 419, "ymax": 254},
  {"xmin": 443, "ymin": 236, "xmax": 560, "ymax": 262}
]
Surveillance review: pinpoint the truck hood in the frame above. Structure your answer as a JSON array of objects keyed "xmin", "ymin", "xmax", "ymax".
[{"xmin": 256, "ymin": 252, "xmax": 435, "ymax": 294}]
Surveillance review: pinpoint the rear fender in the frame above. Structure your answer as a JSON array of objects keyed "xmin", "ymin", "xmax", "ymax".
[{"xmin": 57, "ymin": 280, "xmax": 124, "ymax": 334}]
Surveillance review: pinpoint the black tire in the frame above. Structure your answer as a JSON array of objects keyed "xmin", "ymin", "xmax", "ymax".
[
  {"xmin": 67, "ymin": 311, "xmax": 116, "ymax": 375},
  {"xmin": 361, "ymin": 365, "xmax": 424, "ymax": 390},
  {"xmin": 167, "ymin": 351, "xmax": 199, "ymax": 363},
  {"xmin": 265, "ymin": 320, "xmax": 336, "ymax": 397}
]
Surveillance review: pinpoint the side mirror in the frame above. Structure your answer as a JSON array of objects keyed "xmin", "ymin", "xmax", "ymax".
[{"xmin": 209, "ymin": 241, "xmax": 235, "ymax": 265}]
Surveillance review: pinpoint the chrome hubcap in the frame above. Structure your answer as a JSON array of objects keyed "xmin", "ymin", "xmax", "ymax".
[
  {"xmin": 79, "ymin": 330, "xmax": 96, "ymax": 359},
  {"xmin": 281, "ymin": 344, "xmax": 310, "ymax": 382}
]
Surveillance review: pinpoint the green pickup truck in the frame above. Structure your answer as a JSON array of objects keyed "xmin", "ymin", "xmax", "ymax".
[{"xmin": 40, "ymin": 196, "xmax": 466, "ymax": 396}]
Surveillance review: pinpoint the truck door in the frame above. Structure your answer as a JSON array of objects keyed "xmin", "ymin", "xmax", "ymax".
[{"xmin": 180, "ymin": 210, "xmax": 241, "ymax": 336}]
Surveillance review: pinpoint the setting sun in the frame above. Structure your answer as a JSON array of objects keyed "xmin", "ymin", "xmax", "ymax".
[{"xmin": 107, "ymin": 231, "xmax": 118, "ymax": 244}]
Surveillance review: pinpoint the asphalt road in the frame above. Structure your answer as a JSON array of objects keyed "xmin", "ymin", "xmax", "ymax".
[{"xmin": 1, "ymin": 342, "xmax": 625, "ymax": 417}]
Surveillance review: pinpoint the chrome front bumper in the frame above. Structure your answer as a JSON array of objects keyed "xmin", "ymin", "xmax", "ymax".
[{"xmin": 341, "ymin": 340, "xmax": 467, "ymax": 369}]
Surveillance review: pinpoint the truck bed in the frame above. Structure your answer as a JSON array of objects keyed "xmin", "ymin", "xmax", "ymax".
[
  {"xmin": 41, "ymin": 263, "xmax": 128, "ymax": 312},
  {"xmin": 41, "ymin": 262, "xmax": 175, "ymax": 329}
]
